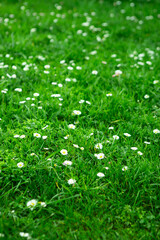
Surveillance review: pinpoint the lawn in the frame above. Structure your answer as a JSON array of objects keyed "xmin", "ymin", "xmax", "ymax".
[{"xmin": 0, "ymin": 0, "xmax": 160, "ymax": 239}]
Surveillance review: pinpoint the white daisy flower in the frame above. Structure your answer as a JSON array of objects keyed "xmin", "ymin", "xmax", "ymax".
[
  {"xmin": 60, "ymin": 60, "xmax": 65, "ymax": 64},
  {"xmin": 76, "ymin": 66, "xmax": 82, "ymax": 70},
  {"xmin": 20, "ymin": 135, "xmax": 25, "ymax": 139},
  {"xmin": 138, "ymin": 61, "xmax": 144, "ymax": 66},
  {"xmin": 77, "ymin": 29, "xmax": 82, "ymax": 34},
  {"xmin": 60, "ymin": 149, "xmax": 68, "ymax": 155},
  {"xmin": 97, "ymin": 172, "xmax": 105, "ymax": 177},
  {"xmin": 1, "ymin": 90, "xmax": 7, "ymax": 94},
  {"xmin": 39, "ymin": 202, "xmax": 47, "ymax": 207},
  {"xmin": 73, "ymin": 144, "xmax": 79, "ymax": 148},
  {"xmin": 23, "ymin": 67, "xmax": 29, "ymax": 71},
  {"xmin": 30, "ymin": 153, "xmax": 36, "ymax": 156},
  {"xmin": 95, "ymin": 143, "xmax": 103, "ymax": 149},
  {"xmin": 44, "ymin": 70, "xmax": 50, "ymax": 74},
  {"xmin": 104, "ymin": 167, "xmax": 109, "ymax": 170},
  {"xmin": 33, "ymin": 133, "xmax": 41, "ymax": 138},
  {"xmin": 27, "ymin": 199, "xmax": 37, "ymax": 210},
  {"xmin": 17, "ymin": 162, "xmax": 24, "ymax": 168},
  {"xmin": 137, "ymin": 151, "xmax": 143, "ymax": 155},
  {"xmin": 144, "ymin": 94, "xmax": 149, "ymax": 99},
  {"xmin": 96, "ymin": 153, "xmax": 105, "ymax": 159},
  {"xmin": 19, "ymin": 101, "xmax": 26, "ymax": 104},
  {"xmin": 19, "ymin": 232, "xmax": 30, "ymax": 238},
  {"xmin": 113, "ymin": 135, "xmax": 119, "ymax": 140},
  {"xmin": 64, "ymin": 135, "xmax": 69, "ymax": 139},
  {"xmin": 15, "ymin": 88, "xmax": 22, "ymax": 92},
  {"xmin": 122, "ymin": 166, "xmax": 128, "ymax": 171},
  {"xmin": 146, "ymin": 61, "xmax": 152, "ymax": 65},
  {"xmin": 52, "ymin": 82, "xmax": 57, "ymax": 85},
  {"xmin": 44, "ymin": 65, "xmax": 50, "ymax": 69},
  {"xmin": 153, "ymin": 80, "xmax": 159, "ymax": 84},
  {"xmin": 86, "ymin": 101, "xmax": 91, "ymax": 105},
  {"xmin": 63, "ymin": 160, "xmax": 72, "ymax": 166},
  {"xmin": 131, "ymin": 147, "xmax": 138, "ymax": 150},
  {"xmin": 65, "ymin": 78, "xmax": 71, "ymax": 82},
  {"xmin": 67, "ymin": 66, "xmax": 73, "ymax": 70},
  {"xmin": 153, "ymin": 129, "xmax": 160, "ymax": 134},
  {"xmin": 90, "ymin": 50, "xmax": 97, "ymax": 55},
  {"xmin": 33, "ymin": 93, "xmax": 39, "ymax": 97},
  {"xmin": 124, "ymin": 133, "xmax": 131, "ymax": 137},
  {"xmin": 79, "ymin": 100, "xmax": 85, "ymax": 104},
  {"xmin": 113, "ymin": 70, "xmax": 122, "ymax": 77},
  {"xmin": 68, "ymin": 124, "xmax": 76, "ymax": 129},
  {"xmin": 68, "ymin": 179, "xmax": 76, "ymax": 185},
  {"xmin": 14, "ymin": 135, "xmax": 20, "ymax": 138},
  {"xmin": 12, "ymin": 65, "xmax": 17, "ymax": 69},
  {"xmin": 92, "ymin": 70, "xmax": 98, "ymax": 75},
  {"xmin": 72, "ymin": 110, "xmax": 81, "ymax": 115},
  {"xmin": 106, "ymin": 93, "xmax": 112, "ymax": 97},
  {"xmin": 51, "ymin": 94, "xmax": 61, "ymax": 97},
  {"xmin": 30, "ymin": 28, "xmax": 36, "ymax": 33},
  {"xmin": 42, "ymin": 136, "xmax": 47, "ymax": 139},
  {"xmin": 12, "ymin": 74, "xmax": 16, "ymax": 78}
]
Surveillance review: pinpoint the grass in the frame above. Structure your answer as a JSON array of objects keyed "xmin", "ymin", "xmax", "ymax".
[{"xmin": 0, "ymin": 0, "xmax": 160, "ymax": 239}]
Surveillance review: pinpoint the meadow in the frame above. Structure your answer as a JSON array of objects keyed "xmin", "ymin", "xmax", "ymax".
[{"xmin": 0, "ymin": 0, "xmax": 160, "ymax": 239}]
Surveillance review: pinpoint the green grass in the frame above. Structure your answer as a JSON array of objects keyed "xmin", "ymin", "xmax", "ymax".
[{"xmin": 0, "ymin": 0, "xmax": 160, "ymax": 239}]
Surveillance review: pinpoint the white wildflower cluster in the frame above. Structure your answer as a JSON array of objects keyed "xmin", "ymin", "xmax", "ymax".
[{"xmin": 1, "ymin": 2, "xmax": 159, "ymax": 230}]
